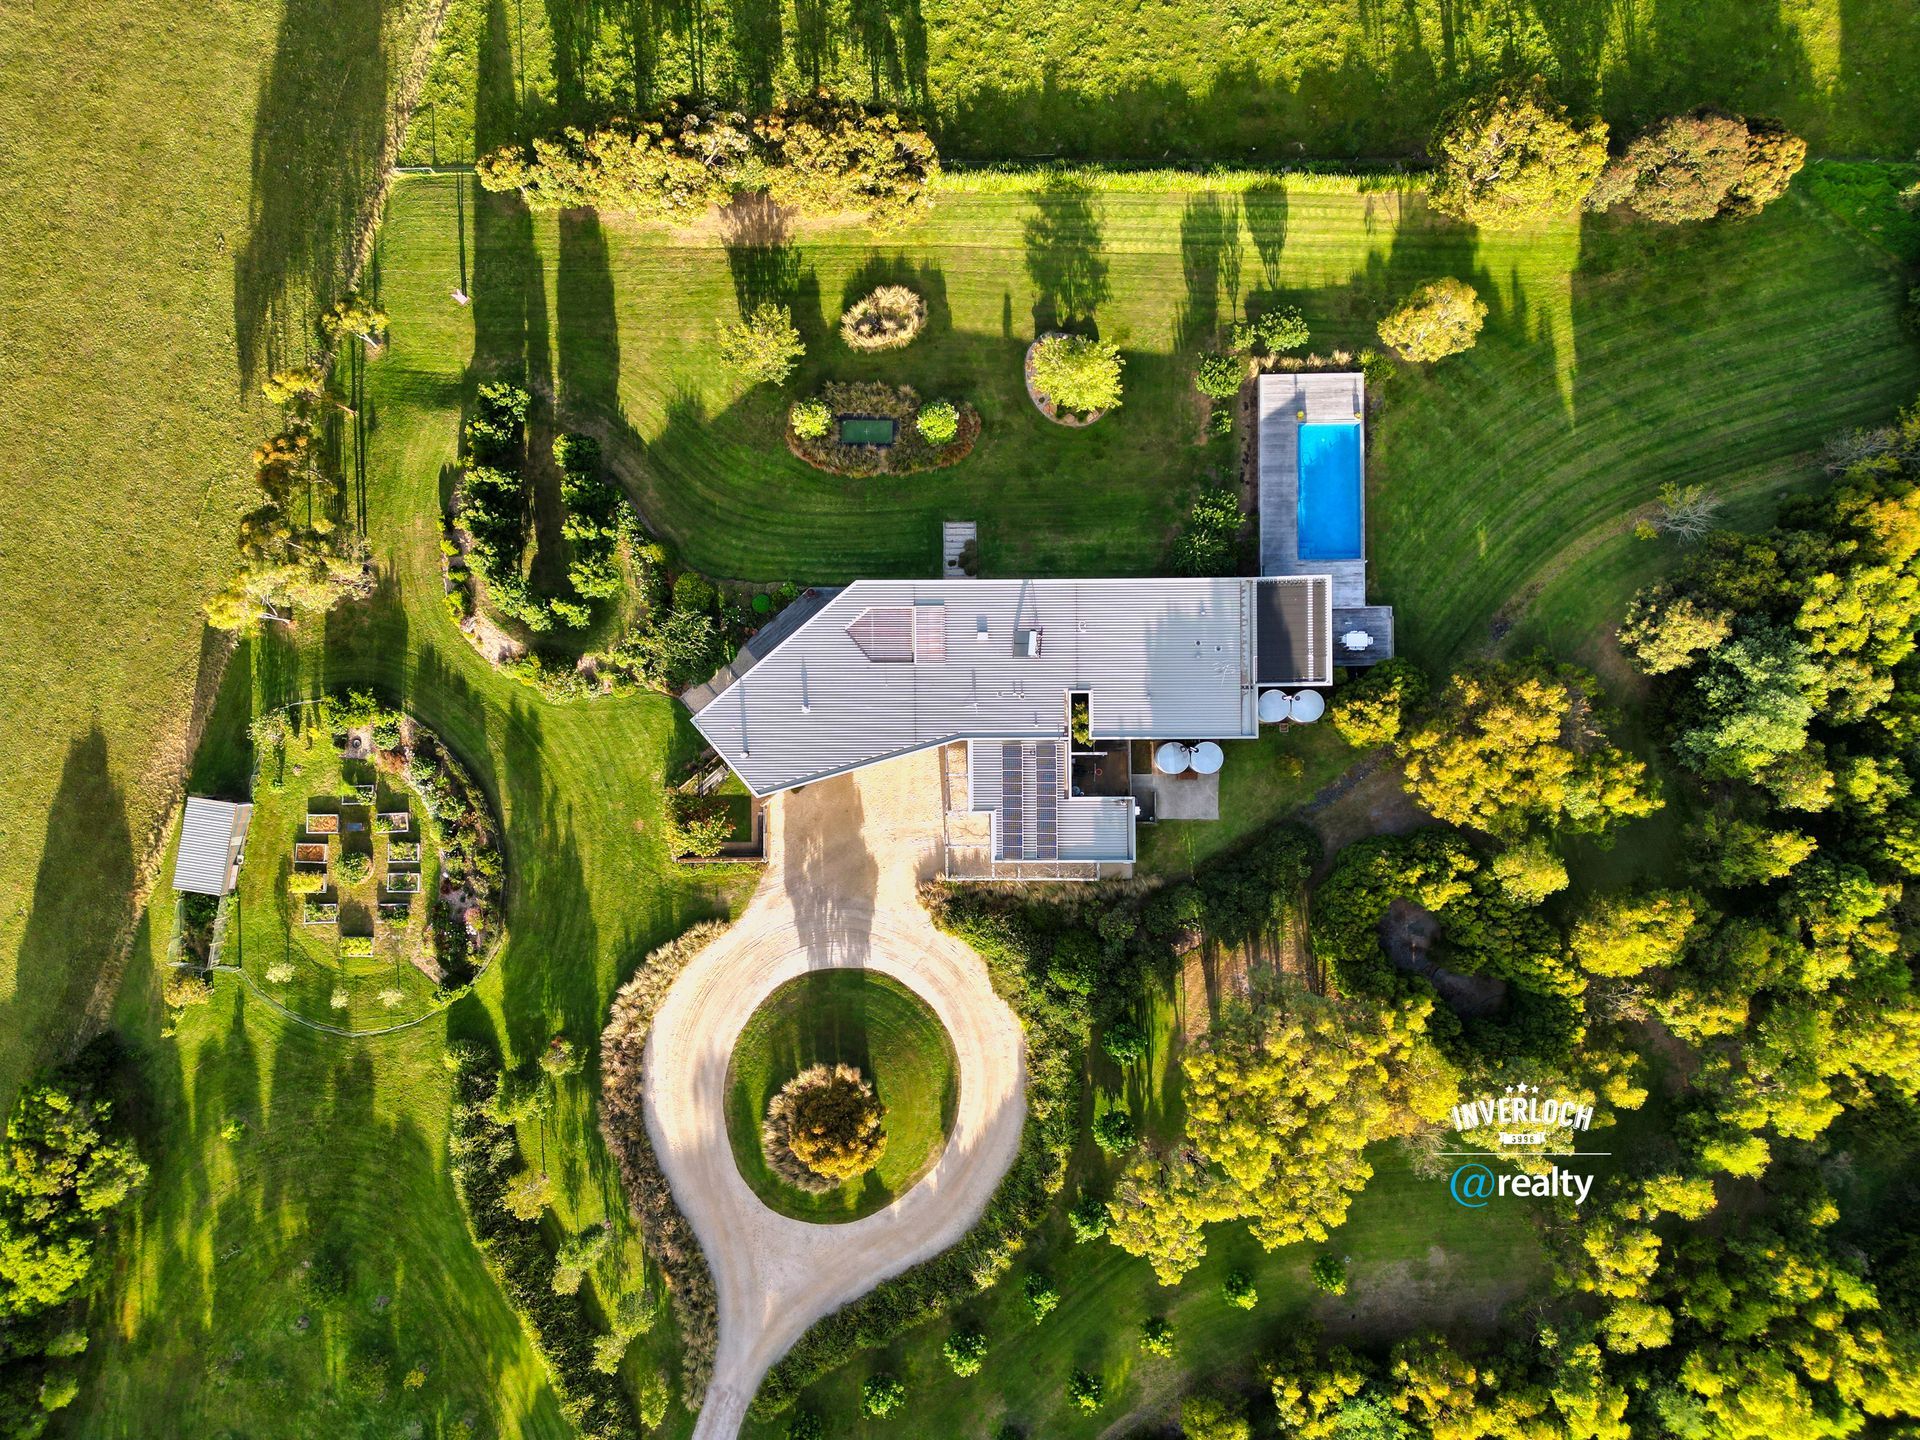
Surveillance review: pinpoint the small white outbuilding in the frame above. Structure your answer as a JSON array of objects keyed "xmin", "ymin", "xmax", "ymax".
[{"xmin": 171, "ymin": 797, "xmax": 253, "ymax": 896}]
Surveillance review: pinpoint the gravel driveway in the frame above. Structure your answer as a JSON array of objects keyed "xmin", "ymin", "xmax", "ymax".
[{"xmin": 643, "ymin": 751, "xmax": 1028, "ymax": 1438}]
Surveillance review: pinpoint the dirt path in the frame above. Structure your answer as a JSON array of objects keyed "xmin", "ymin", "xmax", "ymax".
[{"xmin": 643, "ymin": 752, "xmax": 1027, "ymax": 1439}]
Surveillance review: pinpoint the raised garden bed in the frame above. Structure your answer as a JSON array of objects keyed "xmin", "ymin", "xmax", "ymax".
[
  {"xmin": 787, "ymin": 383, "xmax": 979, "ymax": 478},
  {"xmin": 304, "ymin": 812, "xmax": 340, "ymax": 836},
  {"xmin": 376, "ymin": 810, "xmax": 411, "ymax": 834},
  {"xmin": 384, "ymin": 870, "xmax": 422, "ymax": 894},
  {"xmin": 387, "ymin": 840, "xmax": 422, "ymax": 864},
  {"xmin": 292, "ymin": 842, "xmax": 329, "ymax": 865},
  {"xmin": 302, "ymin": 902, "xmax": 339, "ymax": 925}
]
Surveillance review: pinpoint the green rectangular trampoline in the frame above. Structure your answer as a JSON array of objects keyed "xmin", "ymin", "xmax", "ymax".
[{"xmin": 838, "ymin": 416, "xmax": 898, "ymax": 446}]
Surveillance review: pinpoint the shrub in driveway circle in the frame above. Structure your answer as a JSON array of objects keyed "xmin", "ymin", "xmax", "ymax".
[
  {"xmin": 916, "ymin": 399, "xmax": 959, "ymax": 444},
  {"xmin": 789, "ymin": 397, "xmax": 831, "ymax": 439},
  {"xmin": 841, "ymin": 284, "xmax": 927, "ymax": 350},
  {"xmin": 1028, "ymin": 333, "xmax": 1124, "ymax": 416},
  {"xmin": 763, "ymin": 1062, "xmax": 887, "ymax": 1191}
]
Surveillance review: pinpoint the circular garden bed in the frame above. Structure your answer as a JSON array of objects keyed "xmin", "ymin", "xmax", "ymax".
[
  {"xmin": 236, "ymin": 697, "xmax": 503, "ymax": 1031},
  {"xmin": 787, "ymin": 382, "xmax": 980, "ymax": 477},
  {"xmin": 1024, "ymin": 333, "xmax": 1117, "ymax": 427},
  {"xmin": 724, "ymin": 969, "xmax": 957, "ymax": 1222}
]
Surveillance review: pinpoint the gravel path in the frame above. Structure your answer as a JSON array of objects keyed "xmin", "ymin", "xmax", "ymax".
[{"xmin": 643, "ymin": 753, "xmax": 1028, "ymax": 1438}]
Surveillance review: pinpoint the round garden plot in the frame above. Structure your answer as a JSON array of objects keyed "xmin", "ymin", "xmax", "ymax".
[
  {"xmin": 724, "ymin": 969, "xmax": 958, "ymax": 1222},
  {"xmin": 236, "ymin": 701, "xmax": 502, "ymax": 1032}
]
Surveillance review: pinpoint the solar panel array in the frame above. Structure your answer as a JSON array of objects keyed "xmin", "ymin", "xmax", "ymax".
[{"xmin": 996, "ymin": 742, "xmax": 1060, "ymax": 860}]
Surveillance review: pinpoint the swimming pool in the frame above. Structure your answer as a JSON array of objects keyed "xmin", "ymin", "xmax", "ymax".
[{"xmin": 1296, "ymin": 421, "xmax": 1363, "ymax": 561}]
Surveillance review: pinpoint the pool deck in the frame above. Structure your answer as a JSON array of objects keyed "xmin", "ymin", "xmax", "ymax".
[{"xmin": 1257, "ymin": 372, "xmax": 1368, "ymax": 607}]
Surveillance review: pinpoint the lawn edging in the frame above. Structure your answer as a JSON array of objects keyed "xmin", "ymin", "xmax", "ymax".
[{"xmin": 600, "ymin": 920, "xmax": 731, "ymax": 1413}]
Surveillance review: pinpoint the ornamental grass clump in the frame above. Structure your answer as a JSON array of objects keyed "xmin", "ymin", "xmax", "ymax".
[
  {"xmin": 841, "ymin": 285, "xmax": 927, "ymax": 351},
  {"xmin": 763, "ymin": 1063, "xmax": 888, "ymax": 1192}
]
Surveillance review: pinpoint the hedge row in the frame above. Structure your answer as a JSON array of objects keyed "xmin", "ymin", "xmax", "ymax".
[
  {"xmin": 749, "ymin": 885, "xmax": 1087, "ymax": 1417},
  {"xmin": 446, "ymin": 1060, "xmax": 641, "ymax": 1440},
  {"xmin": 598, "ymin": 922, "xmax": 729, "ymax": 1410}
]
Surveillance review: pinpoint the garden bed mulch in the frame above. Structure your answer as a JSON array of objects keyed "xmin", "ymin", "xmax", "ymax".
[{"xmin": 787, "ymin": 382, "xmax": 979, "ymax": 477}]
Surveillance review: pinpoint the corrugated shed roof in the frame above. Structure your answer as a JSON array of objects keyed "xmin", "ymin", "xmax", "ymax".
[
  {"xmin": 171, "ymin": 797, "xmax": 252, "ymax": 896},
  {"xmin": 693, "ymin": 578, "xmax": 1278, "ymax": 796}
]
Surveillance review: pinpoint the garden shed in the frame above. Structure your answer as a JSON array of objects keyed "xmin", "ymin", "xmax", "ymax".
[{"xmin": 171, "ymin": 797, "xmax": 253, "ymax": 896}]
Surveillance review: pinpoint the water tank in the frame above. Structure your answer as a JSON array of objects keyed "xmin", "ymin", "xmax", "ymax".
[
  {"xmin": 1190, "ymin": 741, "xmax": 1225, "ymax": 775},
  {"xmin": 1289, "ymin": 689, "xmax": 1326, "ymax": 723},
  {"xmin": 1154, "ymin": 742, "xmax": 1191, "ymax": 775},
  {"xmin": 1257, "ymin": 688, "xmax": 1290, "ymax": 724}
]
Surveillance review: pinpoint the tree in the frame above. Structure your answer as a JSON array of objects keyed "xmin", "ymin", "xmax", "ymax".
[
  {"xmin": 1489, "ymin": 838, "xmax": 1569, "ymax": 904},
  {"xmin": 1589, "ymin": 111, "xmax": 1750, "ymax": 222},
  {"xmin": 860, "ymin": 1372, "xmax": 905, "ymax": 1418},
  {"xmin": 1222, "ymin": 1268, "xmax": 1258, "ymax": 1309},
  {"xmin": 1571, "ymin": 890, "xmax": 1703, "ymax": 977},
  {"xmin": 1194, "ymin": 353, "xmax": 1245, "ymax": 400},
  {"xmin": 1068, "ymin": 1192, "xmax": 1110, "ymax": 1242},
  {"xmin": 321, "ymin": 292, "xmax": 387, "ymax": 350},
  {"xmin": 1430, "ymin": 78, "xmax": 1608, "ymax": 228},
  {"xmin": 1618, "ymin": 587, "xmax": 1733, "ymax": 674},
  {"xmin": 550, "ymin": 1224, "xmax": 611, "ymax": 1295},
  {"xmin": 1141, "ymin": 1314, "xmax": 1175, "ymax": 1356},
  {"xmin": 1675, "ymin": 627, "xmax": 1823, "ymax": 778},
  {"xmin": 1182, "ymin": 1390, "xmax": 1251, "ymax": 1440},
  {"xmin": 478, "ymin": 105, "xmax": 754, "ymax": 218},
  {"xmin": 757, "ymin": 92, "xmax": 940, "ymax": 225},
  {"xmin": 502, "ymin": 1169, "xmax": 553, "ymax": 1221},
  {"xmin": 1690, "ymin": 812, "xmax": 1817, "ymax": 887},
  {"xmin": 1377, "ymin": 279, "xmax": 1488, "ymax": 363},
  {"xmin": 1171, "ymin": 487, "xmax": 1244, "ymax": 576},
  {"xmin": 261, "ymin": 364, "xmax": 327, "ymax": 408},
  {"xmin": 1091, "ymin": 1109, "xmax": 1137, "ymax": 1154},
  {"xmin": 666, "ymin": 792, "xmax": 735, "ymax": 857},
  {"xmin": 1029, "ymin": 333, "xmax": 1124, "ymax": 415},
  {"xmin": 942, "ymin": 1327, "xmax": 987, "ymax": 1377},
  {"xmin": 1331, "ymin": 659, "xmax": 1428, "ymax": 748},
  {"xmin": 718, "ymin": 303, "xmax": 805, "ymax": 385},
  {"xmin": 1311, "ymin": 1251, "xmax": 1350, "ymax": 1294},
  {"xmin": 1067, "ymin": 1368, "xmax": 1104, "ymax": 1412},
  {"xmin": 1102, "ymin": 1019, "xmax": 1148, "ymax": 1064},
  {"xmin": 1650, "ymin": 482, "xmax": 1723, "ymax": 541},
  {"xmin": 1399, "ymin": 661, "xmax": 1659, "ymax": 836},
  {"xmin": 1023, "ymin": 1272, "xmax": 1059, "ymax": 1323}
]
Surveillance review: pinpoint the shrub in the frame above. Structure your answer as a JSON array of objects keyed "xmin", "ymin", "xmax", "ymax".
[
  {"xmin": 1068, "ymin": 1193, "xmax": 1110, "ymax": 1242},
  {"xmin": 287, "ymin": 869, "xmax": 328, "ymax": 895},
  {"xmin": 1222, "ymin": 1268, "xmax": 1258, "ymax": 1309},
  {"xmin": 787, "ymin": 1412, "xmax": 824, "ymax": 1440},
  {"xmin": 336, "ymin": 852, "xmax": 371, "ymax": 885},
  {"xmin": 1311, "ymin": 1251, "xmax": 1349, "ymax": 1294},
  {"xmin": 943, "ymin": 1327, "xmax": 988, "ymax": 1377},
  {"xmin": 503, "ymin": 1169, "xmax": 554, "ymax": 1222},
  {"xmin": 266, "ymin": 962, "xmax": 295, "ymax": 985},
  {"xmin": 861, "ymin": 1372, "xmax": 906, "ymax": 1418},
  {"xmin": 164, "ymin": 969, "xmax": 214, "ymax": 1009},
  {"xmin": 1172, "ymin": 486, "xmax": 1244, "ymax": 576},
  {"xmin": 672, "ymin": 571, "xmax": 717, "ymax": 614},
  {"xmin": 1430, "ymin": 77, "xmax": 1608, "ymax": 227},
  {"xmin": 1231, "ymin": 305, "xmax": 1310, "ymax": 356},
  {"xmin": 841, "ymin": 285, "xmax": 927, "ymax": 350},
  {"xmin": 763, "ymin": 1063, "xmax": 887, "ymax": 1189},
  {"xmin": 1378, "ymin": 279, "xmax": 1487, "ymax": 363},
  {"xmin": 916, "ymin": 399, "xmax": 960, "ymax": 445},
  {"xmin": 789, "ymin": 397, "xmax": 831, "ymax": 439},
  {"xmin": 1141, "ymin": 1315, "xmax": 1175, "ymax": 1357},
  {"xmin": 477, "ymin": 103, "xmax": 753, "ymax": 219},
  {"xmin": 666, "ymin": 792, "xmax": 735, "ymax": 858},
  {"xmin": 1024, "ymin": 1272, "xmax": 1060, "ymax": 1323},
  {"xmin": 339, "ymin": 935, "xmax": 374, "ymax": 960},
  {"xmin": 758, "ymin": 93, "xmax": 940, "ymax": 226},
  {"xmin": 1067, "ymin": 1369, "xmax": 1104, "ymax": 1412},
  {"xmin": 1029, "ymin": 334, "xmax": 1124, "ymax": 415},
  {"xmin": 1331, "ymin": 658, "xmax": 1428, "ymax": 748},
  {"xmin": 718, "ymin": 303, "xmax": 804, "ymax": 386},
  {"xmin": 1182, "ymin": 1391, "xmax": 1252, "ymax": 1440},
  {"xmin": 1091, "ymin": 1109, "xmax": 1138, "ymax": 1154},
  {"xmin": 1193, "ymin": 352, "xmax": 1244, "ymax": 400},
  {"xmin": 1102, "ymin": 1018, "xmax": 1148, "ymax": 1064}
]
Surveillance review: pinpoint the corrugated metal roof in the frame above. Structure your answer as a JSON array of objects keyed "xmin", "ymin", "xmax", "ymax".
[
  {"xmin": 694, "ymin": 578, "xmax": 1301, "ymax": 796},
  {"xmin": 171, "ymin": 797, "xmax": 252, "ymax": 896},
  {"xmin": 965, "ymin": 740, "xmax": 1133, "ymax": 864}
]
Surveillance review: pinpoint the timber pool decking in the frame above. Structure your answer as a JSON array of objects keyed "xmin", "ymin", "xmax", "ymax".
[{"xmin": 1257, "ymin": 372, "xmax": 1367, "ymax": 606}]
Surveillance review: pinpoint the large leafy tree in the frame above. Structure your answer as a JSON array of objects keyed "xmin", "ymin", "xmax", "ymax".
[{"xmin": 1430, "ymin": 78, "xmax": 1608, "ymax": 228}]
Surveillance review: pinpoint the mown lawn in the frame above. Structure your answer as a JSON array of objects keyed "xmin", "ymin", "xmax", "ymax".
[
  {"xmin": 69, "ymin": 143, "xmax": 759, "ymax": 1431},
  {"xmin": 405, "ymin": 0, "xmax": 1920, "ymax": 164},
  {"xmin": 0, "ymin": 0, "xmax": 437, "ymax": 1104},
  {"xmin": 379, "ymin": 168, "xmax": 1918, "ymax": 666},
  {"xmin": 725, "ymin": 970, "xmax": 958, "ymax": 1222}
]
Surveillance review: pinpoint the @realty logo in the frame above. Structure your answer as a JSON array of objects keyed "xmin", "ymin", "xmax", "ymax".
[{"xmin": 1442, "ymin": 1081, "xmax": 1606, "ymax": 1209}]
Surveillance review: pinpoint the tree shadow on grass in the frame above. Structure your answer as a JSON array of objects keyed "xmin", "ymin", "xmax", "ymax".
[
  {"xmin": 232, "ymin": 0, "xmax": 392, "ymax": 391},
  {"xmin": 4, "ymin": 730, "xmax": 134, "ymax": 1094},
  {"xmin": 1177, "ymin": 193, "xmax": 1244, "ymax": 353},
  {"xmin": 1023, "ymin": 174, "xmax": 1110, "ymax": 335},
  {"xmin": 720, "ymin": 194, "xmax": 823, "ymax": 327}
]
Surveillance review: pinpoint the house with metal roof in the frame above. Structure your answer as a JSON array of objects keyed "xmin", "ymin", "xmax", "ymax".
[
  {"xmin": 687, "ymin": 372, "xmax": 1394, "ymax": 879},
  {"xmin": 171, "ymin": 797, "xmax": 253, "ymax": 896}
]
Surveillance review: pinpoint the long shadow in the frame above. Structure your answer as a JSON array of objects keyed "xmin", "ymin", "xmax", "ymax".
[
  {"xmin": 4, "ymin": 730, "xmax": 135, "ymax": 1093},
  {"xmin": 231, "ymin": 0, "xmax": 391, "ymax": 390},
  {"xmin": 719, "ymin": 194, "xmax": 822, "ymax": 328},
  {"xmin": 1177, "ymin": 193, "xmax": 1243, "ymax": 353},
  {"xmin": 1022, "ymin": 174, "xmax": 1110, "ymax": 334},
  {"xmin": 728, "ymin": 0, "xmax": 784, "ymax": 109}
]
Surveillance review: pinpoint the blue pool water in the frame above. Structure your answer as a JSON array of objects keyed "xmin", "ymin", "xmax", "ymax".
[{"xmin": 1296, "ymin": 422, "xmax": 1363, "ymax": 561}]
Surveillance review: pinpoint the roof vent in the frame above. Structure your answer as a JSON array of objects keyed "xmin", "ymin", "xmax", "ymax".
[{"xmin": 1021, "ymin": 628, "xmax": 1043, "ymax": 658}]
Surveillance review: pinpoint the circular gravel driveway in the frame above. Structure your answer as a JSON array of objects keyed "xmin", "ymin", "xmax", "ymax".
[{"xmin": 643, "ymin": 757, "xmax": 1028, "ymax": 1439}]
